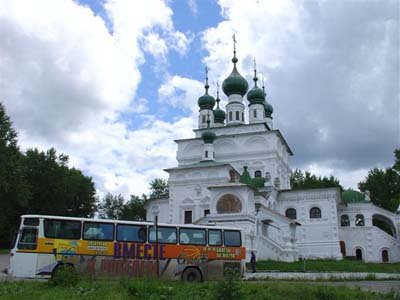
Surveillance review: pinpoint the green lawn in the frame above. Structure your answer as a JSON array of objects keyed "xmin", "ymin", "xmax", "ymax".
[
  {"xmin": 0, "ymin": 278, "xmax": 397, "ymax": 300},
  {"xmin": 250, "ymin": 259, "xmax": 400, "ymax": 273},
  {"xmin": 0, "ymin": 250, "xmax": 9, "ymax": 255}
]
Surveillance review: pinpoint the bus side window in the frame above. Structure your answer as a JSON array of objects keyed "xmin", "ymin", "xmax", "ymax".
[
  {"xmin": 17, "ymin": 228, "xmax": 38, "ymax": 250},
  {"xmin": 83, "ymin": 222, "xmax": 114, "ymax": 241},
  {"xmin": 208, "ymin": 229, "xmax": 222, "ymax": 246},
  {"xmin": 149, "ymin": 226, "xmax": 177, "ymax": 244},
  {"xmin": 224, "ymin": 230, "xmax": 241, "ymax": 247},
  {"xmin": 179, "ymin": 228, "xmax": 206, "ymax": 245}
]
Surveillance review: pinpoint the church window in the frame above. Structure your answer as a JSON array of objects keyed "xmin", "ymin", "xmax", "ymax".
[
  {"xmin": 242, "ymin": 112, "xmax": 244, "ymax": 121},
  {"xmin": 202, "ymin": 115, "xmax": 206, "ymax": 123},
  {"xmin": 204, "ymin": 209, "xmax": 210, "ymax": 216},
  {"xmin": 184, "ymin": 211, "xmax": 192, "ymax": 224},
  {"xmin": 229, "ymin": 111, "xmax": 232, "ymax": 121},
  {"xmin": 217, "ymin": 194, "xmax": 242, "ymax": 214},
  {"xmin": 341, "ymin": 215, "xmax": 350, "ymax": 226},
  {"xmin": 254, "ymin": 170, "xmax": 262, "ymax": 178},
  {"xmin": 253, "ymin": 110, "xmax": 257, "ymax": 118},
  {"xmin": 355, "ymin": 214, "xmax": 364, "ymax": 226},
  {"xmin": 309, "ymin": 207, "xmax": 321, "ymax": 219},
  {"xmin": 205, "ymin": 151, "xmax": 208, "ymax": 158},
  {"xmin": 285, "ymin": 208, "xmax": 297, "ymax": 220},
  {"xmin": 236, "ymin": 111, "xmax": 239, "ymax": 120}
]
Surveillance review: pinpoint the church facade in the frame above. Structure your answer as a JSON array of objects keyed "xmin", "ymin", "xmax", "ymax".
[{"xmin": 145, "ymin": 45, "xmax": 400, "ymax": 263}]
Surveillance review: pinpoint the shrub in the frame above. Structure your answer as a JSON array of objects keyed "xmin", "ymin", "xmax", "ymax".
[
  {"xmin": 213, "ymin": 271, "xmax": 243, "ymax": 300},
  {"xmin": 49, "ymin": 264, "xmax": 80, "ymax": 287}
]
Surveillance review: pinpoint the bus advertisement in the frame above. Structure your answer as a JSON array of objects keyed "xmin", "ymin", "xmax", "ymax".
[{"xmin": 9, "ymin": 215, "xmax": 246, "ymax": 281}]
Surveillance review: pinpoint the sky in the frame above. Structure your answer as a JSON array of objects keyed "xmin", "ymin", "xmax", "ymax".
[{"xmin": 0, "ymin": 0, "xmax": 398, "ymax": 199}]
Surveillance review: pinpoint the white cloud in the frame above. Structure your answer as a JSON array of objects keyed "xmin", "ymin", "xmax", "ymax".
[
  {"xmin": 158, "ymin": 75, "xmax": 204, "ymax": 113},
  {"xmin": 0, "ymin": 0, "xmax": 191, "ymax": 199}
]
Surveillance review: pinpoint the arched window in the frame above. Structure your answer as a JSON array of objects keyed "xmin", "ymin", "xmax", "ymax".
[
  {"xmin": 310, "ymin": 207, "xmax": 321, "ymax": 219},
  {"xmin": 341, "ymin": 215, "xmax": 350, "ymax": 227},
  {"xmin": 356, "ymin": 248, "xmax": 363, "ymax": 260},
  {"xmin": 285, "ymin": 208, "xmax": 297, "ymax": 220},
  {"xmin": 355, "ymin": 214, "xmax": 364, "ymax": 226},
  {"xmin": 254, "ymin": 170, "xmax": 262, "ymax": 178},
  {"xmin": 382, "ymin": 249, "xmax": 389, "ymax": 263},
  {"xmin": 216, "ymin": 194, "xmax": 242, "ymax": 214}
]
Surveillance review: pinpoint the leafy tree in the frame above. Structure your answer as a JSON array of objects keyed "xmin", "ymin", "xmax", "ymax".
[
  {"xmin": 98, "ymin": 193, "xmax": 124, "ymax": 220},
  {"xmin": 0, "ymin": 102, "xmax": 30, "ymax": 246},
  {"xmin": 290, "ymin": 169, "xmax": 342, "ymax": 190},
  {"xmin": 359, "ymin": 149, "xmax": 400, "ymax": 212},
  {"xmin": 149, "ymin": 178, "xmax": 169, "ymax": 199},
  {"xmin": 121, "ymin": 194, "xmax": 147, "ymax": 221},
  {"xmin": 23, "ymin": 148, "xmax": 97, "ymax": 217}
]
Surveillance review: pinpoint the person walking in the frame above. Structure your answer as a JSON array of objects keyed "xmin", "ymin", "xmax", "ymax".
[{"xmin": 250, "ymin": 251, "xmax": 256, "ymax": 273}]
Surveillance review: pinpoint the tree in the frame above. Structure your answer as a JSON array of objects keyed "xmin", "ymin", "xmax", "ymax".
[
  {"xmin": 149, "ymin": 178, "xmax": 169, "ymax": 199},
  {"xmin": 23, "ymin": 148, "xmax": 97, "ymax": 217},
  {"xmin": 121, "ymin": 194, "xmax": 147, "ymax": 221},
  {"xmin": 290, "ymin": 169, "xmax": 342, "ymax": 190},
  {"xmin": 0, "ymin": 102, "xmax": 30, "ymax": 247},
  {"xmin": 359, "ymin": 149, "xmax": 400, "ymax": 212},
  {"xmin": 98, "ymin": 193, "xmax": 124, "ymax": 220}
]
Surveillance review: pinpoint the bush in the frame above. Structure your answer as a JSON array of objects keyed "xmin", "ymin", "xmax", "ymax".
[
  {"xmin": 213, "ymin": 271, "xmax": 243, "ymax": 300},
  {"xmin": 49, "ymin": 264, "xmax": 80, "ymax": 287}
]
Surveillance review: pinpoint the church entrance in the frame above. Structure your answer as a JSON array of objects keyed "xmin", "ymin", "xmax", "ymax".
[
  {"xmin": 339, "ymin": 241, "xmax": 346, "ymax": 256},
  {"xmin": 382, "ymin": 250, "xmax": 389, "ymax": 263},
  {"xmin": 355, "ymin": 249, "xmax": 363, "ymax": 261}
]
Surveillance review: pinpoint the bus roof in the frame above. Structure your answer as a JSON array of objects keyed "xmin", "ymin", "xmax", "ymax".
[{"xmin": 21, "ymin": 214, "xmax": 243, "ymax": 231}]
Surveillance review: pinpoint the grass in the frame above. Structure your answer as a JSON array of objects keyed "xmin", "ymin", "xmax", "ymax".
[
  {"xmin": 0, "ymin": 278, "xmax": 398, "ymax": 300},
  {"xmin": 250, "ymin": 259, "xmax": 400, "ymax": 273},
  {"xmin": 0, "ymin": 250, "xmax": 9, "ymax": 255}
]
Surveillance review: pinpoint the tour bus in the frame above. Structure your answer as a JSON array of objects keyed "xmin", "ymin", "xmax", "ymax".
[{"xmin": 9, "ymin": 215, "xmax": 246, "ymax": 281}]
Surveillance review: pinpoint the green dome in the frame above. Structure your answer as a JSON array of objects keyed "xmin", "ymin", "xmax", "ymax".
[
  {"xmin": 247, "ymin": 75, "xmax": 265, "ymax": 105},
  {"xmin": 222, "ymin": 57, "xmax": 248, "ymax": 97},
  {"xmin": 198, "ymin": 93, "xmax": 215, "ymax": 110},
  {"xmin": 214, "ymin": 107, "xmax": 225, "ymax": 123},
  {"xmin": 213, "ymin": 95, "xmax": 225, "ymax": 124},
  {"xmin": 202, "ymin": 130, "xmax": 216, "ymax": 144},
  {"xmin": 342, "ymin": 189, "xmax": 366, "ymax": 204},
  {"xmin": 263, "ymin": 100, "xmax": 273, "ymax": 117}
]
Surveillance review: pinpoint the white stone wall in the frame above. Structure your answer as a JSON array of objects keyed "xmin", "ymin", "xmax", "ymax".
[
  {"xmin": 338, "ymin": 202, "xmax": 400, "ymax": 262},
  {"xmin": 278, "ymin": 188, "xmax": 342, "ymax": 259},
  {"xmin": 175, "ymin": 129, "xmax": 292, "ymax": 190}
]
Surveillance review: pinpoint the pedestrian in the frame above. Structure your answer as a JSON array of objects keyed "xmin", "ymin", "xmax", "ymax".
[{"xmin": 250, "ymin": 251, "xmax": 256, "ymax": 273}]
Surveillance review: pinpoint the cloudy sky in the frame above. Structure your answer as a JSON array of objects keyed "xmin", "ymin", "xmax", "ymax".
[{"xmin": 0, "ymin": 0, "xmax": 398, "ymax": 199}]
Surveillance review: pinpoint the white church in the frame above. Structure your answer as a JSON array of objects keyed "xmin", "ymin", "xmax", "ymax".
[{"xmin": 145, "ymin": 43, "xmax": 400, "ymax": 263}]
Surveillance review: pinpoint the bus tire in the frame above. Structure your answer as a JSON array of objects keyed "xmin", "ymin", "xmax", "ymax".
[
  {"xmin": 182, "ymin": 267, "xmax": 202, "ymax": 282},
  {"xmin": 51, "ymin": 263, "xmax": 74, "ymax": 279}
]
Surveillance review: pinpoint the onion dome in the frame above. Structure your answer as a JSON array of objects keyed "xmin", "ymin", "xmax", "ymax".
[
  {"xmin": 264, "ymin": 101, "xmax": 273, "ymax": 117},
  {"xmin": 262, "ymin": 81, "xmax": 273, "ymax": 117},
  {"xmin": 222, "ymin": 36, "xmax": 248, "ymax": 97},
  {"xmin": 198, "ymin": 67, "xmax": 216, "ymax": 110},
  {"xmin": 202, "ymin": 115, "xmax": 216, "ymax": 143},
  {"xmin": 213, "ymin": 83, "xmax": 226, "ymax": 123},
  {"xmin": 202, "ymin": 130, "xmax": 216, "ymax": 144},
  {"xmin": 247, "ymin": 60, "xmax": 265, "ymax": 105}
]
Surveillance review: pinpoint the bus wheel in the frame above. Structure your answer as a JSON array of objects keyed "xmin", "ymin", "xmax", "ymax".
[
  {"xmin": 51, "ymin": 263, "xmax": 74, "ymax": 279},
  {"xmin": 182, "ymin": 267, "xmax": 202, "ymax": 282}
]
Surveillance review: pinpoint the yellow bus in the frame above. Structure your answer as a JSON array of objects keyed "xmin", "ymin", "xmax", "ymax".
[{"xmin": 10, "ymin": 215, "xmax": 246, "ymax": 281}]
